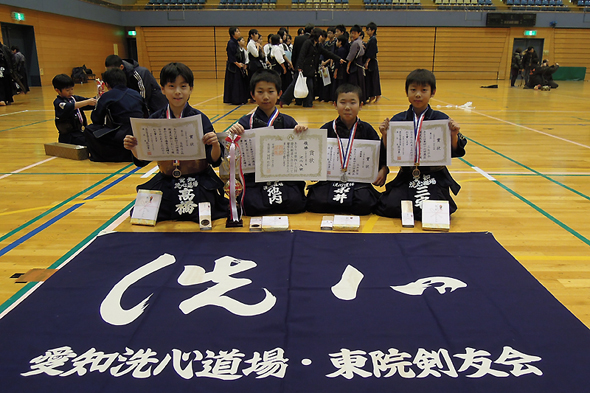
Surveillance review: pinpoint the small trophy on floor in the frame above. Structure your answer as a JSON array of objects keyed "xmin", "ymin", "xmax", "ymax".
[{"xmin": 224, "ymin": 132, "xmax": 244, "ymax": 228}]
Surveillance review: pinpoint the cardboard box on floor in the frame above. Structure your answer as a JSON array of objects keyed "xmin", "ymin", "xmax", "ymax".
[{"xmin": 44, "ymin": 142, "xmax": 88, "ymax": 160}]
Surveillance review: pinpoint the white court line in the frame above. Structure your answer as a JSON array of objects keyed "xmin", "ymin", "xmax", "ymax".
[
  {"xmin": 471, "ymin": 166, "xmax": 496, "ymax": 181},
  {"xmin": 0, "ymin": 110, "xmax": 54, "ymax": 117},
  {"xmin": 141, "ymin": 165, "xmax": 160, "ymax": 178},
  {"xmin": 0, "ymin": 156, "xmax": 57, "ymax": 180},
  {"xmin": 433, "ymin": 99, "xmax": 590, "ymax": 150},
  {"xmin": 0, "ymin": 110, "xmax": 30, "ymax": 117},
  {"xmin": 194, "ymin": 94, "xmax": 223, "ymax": 106}
]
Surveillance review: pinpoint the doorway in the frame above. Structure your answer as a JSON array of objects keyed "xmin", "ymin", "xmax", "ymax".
[
  {"xmin": 513, "ymin": 38, "xmax": 544, "ymax": 63},
  {"xmin": 1, "ymin": 22, "xmax": 41, "ymax": 87}
]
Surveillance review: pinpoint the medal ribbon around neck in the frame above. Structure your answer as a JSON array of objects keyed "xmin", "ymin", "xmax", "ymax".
[
  {"xmin": 225, "ymin": 133, "xmax": 245, "ymax": 221},
  {"xmin": 413, "ymin": 111, "xmax": 426, "ymax": 167},
  {"xmin": 250, "ymin": 107, "xmax": 279, "ymax": 129},
  {"xmin": 71, "ymin": 97, "xmax": 84, "ymax": 126},
  {"xmin": 332, "ymin": 118, "xmax": 359, "ymax": 176}
]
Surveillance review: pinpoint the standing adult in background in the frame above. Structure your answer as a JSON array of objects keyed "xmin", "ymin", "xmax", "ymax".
[
  {"xmin": 11, "ymin": 46, "xmax": 29, "ymax": 94},
  {"xmin": 247, "ymin": 29, "xmax": 265, "ymax": 75},
  {"xmin": 0, "ymin": 40, "xmax": 15, "ymax": 106},
  {"xmin": 223, "ymin": 27, "xmax": 248, "ymax": 105},
  {"xmin": 364, "ymin": 22, "xmax": 381, "ymax": 103},
  {"xmin": 510, "ymin": 47, "xmax": 523, "ymax": 88},
  {"xmin": 290, "ymin": 24, "xmax": 314, "ymax": 106},
  {"xmin": 280, "ymin": 28, "xmax": 343, "ymax": 108},
  {"xmin": 105, "ymin": 54, "xmax": 167, "ymax": 116},
  {"xmin": 522, "ymin": 47, "xmax": 539, "ymax": 85},
  {"xmin": 346, "ymin": 25, "xmax": 366, "ymax": 103}
]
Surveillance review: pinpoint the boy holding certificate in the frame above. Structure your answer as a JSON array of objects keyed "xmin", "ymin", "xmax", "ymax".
[
  {"xmin": 123, "ymin": 63, "xmax": 228, "ymax": 222},
  {"xmin": 374, "ymin": 69, "xmax": 467, "ymax": 220},
  {"xmin": 227, "ymin": 69, "xmax": 308, "ymax": 216},
  {"xmin": 306, "ymin": 83, "xmax": 388, "ymax": 216}
]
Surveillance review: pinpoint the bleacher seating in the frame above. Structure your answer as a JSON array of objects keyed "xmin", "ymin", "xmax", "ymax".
[
  {"xmin": 508, "ymin": 0, "xmax": 569, "ymax": 10},
  {"xmin": 146, "ymin": 0, "xmax": 205, "ymax": 9},
  {"xmin": 365, "ymin": 0, "xmax": 421, "ymax": 8},
  {"xmin": 436, "ymin": 0, "xmax": 493, "ymax": 9}
]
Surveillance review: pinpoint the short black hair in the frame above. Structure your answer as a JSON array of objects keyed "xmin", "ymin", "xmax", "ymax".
[
  {"xmin": 304, "ymin": 23, "xmax": 315, "ymax": 34},
  {"xmin": 297, "ymin": 27, "xmax": 304, "ymax": 35},
  {"xmin": 105, "ymin": 54, "xmax": 123, "ymax": 68},
  {"xmin": 335, "ymin": 83, "xmax": 362, "ymax": 101},
  {"xmin": 229, "ymin": 26, "xmax": 238, "ymax": 38},
  {"xmin": 327, "ymin": 26, "xmax": 336, "ymax": 34},
  {"xmin": 250, "ymin": 69, "xmax": 282, "ymax": 94},
  {"xmin": 249, "ymin": 29, "xmax": 259, "ymax": 39},
  {"xmin": 52, "ymin": 74, "xmax": 74, "ymax": 90},
  {"xmin": 405, "ymin": 69, "xmax": 436, "ymax": 92},
  {"xmin": 366, "ymin": 22, "xmax": 377, "ymax": 33},
  {"xmin": 310, "ymin": 27, "xmax": 323, "ymax": 41},
  {"xmin": 350, "ymin": 25, "xmax": 362, "ymax": 34},
  {"xmin": 160, "ymin": 62, "xmax": 194, "ymax": 88},
  {"xmin": 337, "ymin": 36, "xmax": 348, "ymax": 46},
  {"xmin": 270, "ymin": 34, "xmax": 281, "ymax": 46},
  {"xmin": 101, "ymin": 68, "xmax": 127, "ymax": 88},
  {"xmin": 10, "ymin": 45, "xmax": 19, "ymax": 52}
]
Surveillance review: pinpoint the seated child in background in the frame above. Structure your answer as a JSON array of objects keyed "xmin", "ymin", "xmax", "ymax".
[
  {"xmin": 228, "ymin": 69, "xmax": 308, "ymax": 216},
  {"xmin": 85, "ymin": 67, "xmax": 145, "ymax": 162},
  {"xmin": 374, "ymin": 69, "xmax": 466, "ymax": 220},
  {"xmin": 306, "ymin": 83, "xmax": 388, "ymax": 216},
  {"xmin": 123, "ymin": 62, "xmax": 228, "ymax": 222},
  {"xmin": 52, "ymin": 74, "xmax": 96, "ymax": 146}
]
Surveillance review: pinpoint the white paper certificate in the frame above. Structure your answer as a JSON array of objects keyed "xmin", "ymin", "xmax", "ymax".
[
  {"xmin": 237, "ymin": 128, "xmax": 268, "ymax": 174},
  {"xmin": 326, "ymin": 138, "xmax": 380, "ymax": 183},
  {"xmin": 130, "ymin": 116, "xmax": 206, "ymax": 161},
  {"xmin": 255, "ymin": 128, "xmax": 327, "ymax": 182},
  {"xmin": 386, "ymin": 119, "xmax": 451, "ymax": 167}
]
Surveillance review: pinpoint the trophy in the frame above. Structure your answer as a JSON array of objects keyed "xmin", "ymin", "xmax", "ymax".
[{"xmin": 223, "ymin": 133, "xmax": 244, "ymax": 228}]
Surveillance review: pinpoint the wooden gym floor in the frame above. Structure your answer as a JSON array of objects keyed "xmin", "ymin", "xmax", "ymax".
[{"xmin": 1, "ymin": 78, "xmax": 589, "ymax": 328}]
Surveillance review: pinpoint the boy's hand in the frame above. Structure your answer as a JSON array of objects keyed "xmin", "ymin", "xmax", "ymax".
[
  {"xmin": 228, "ymin": 123, "xmax": 245, "ymax": 136},
  {"xmin": 373, "ymin": 166, "xmax": 389, "ymax": 187},
  {"xmin": 123, "ymin": 135, "xmax": 138, "ymax": 151},
  {"xmin": 202, "ymin": 131, "xmax": 220, "ymax": 146},
  {"xmin": 87, "ymin": 98, "xmax": 97, "ymax": 106},
  {"xmin": 294, "ymin": 125, "xmax": 308, "ymax": 134},
  {"xmin": 448, "ymin": 119, "xmax": 460, "ymax": 150},
  {"xmin": 379, "ymin": 118, "xmax": 390, "ymax": 145}
]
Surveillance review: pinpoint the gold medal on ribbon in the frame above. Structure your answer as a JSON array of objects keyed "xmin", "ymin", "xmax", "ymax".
[
  {"xmin": 172, "ymin": 160, "xmax": 181, "ymax": 178},
  {"xmin": 340, "ymin": 169, "xmax": 348, "ymax": 183},
  {"xmin": 412, "ymin": 166, "xmax": 420, "ymax": 179}
]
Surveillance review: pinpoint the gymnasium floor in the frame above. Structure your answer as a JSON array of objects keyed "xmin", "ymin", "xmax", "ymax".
[{"xmin": 1, "ymin": 78, "xmax": 589, "ymax": 328}]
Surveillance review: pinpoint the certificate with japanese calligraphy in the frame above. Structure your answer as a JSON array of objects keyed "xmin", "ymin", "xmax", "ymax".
[
  {"xmin": 255, "ymin": 128, "xmax": 327, "ymax": 182},
  {"xmin": 237, "ymin": 128, "xmax": 267, "ymax": 174},
  {"xmin": 326, "ymin": 138, "xmax": 380, "ymax": 183},
  {"xmin": 130, "ymin": 116, "xmax": 206, "ymax": 161},
  {"xmin": 386, "ymin": 120, "xmax": 451, "ymax": 167}
]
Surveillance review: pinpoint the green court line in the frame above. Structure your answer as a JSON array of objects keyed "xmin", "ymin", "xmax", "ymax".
[
  {"xmin": 0, "ymin": 119, "xmax": 53, "ymax": 133},
  {"xmin": 48, "ymin": 201, "xmax": 135, "ymax": 269},
  {"xmin": 465, "ymin": 136, "xmax": 590, "ymax": 201},
  {"xmin": 0, "ymin": 201, "xmax": 135, "ymax": 316},
  {"xmin": 460, "ymin": 157, "xmax": 590, "ymax": 247},
  {"xmin": 0, "ymin": 164, "xmax": 134, "ymax": 243}
]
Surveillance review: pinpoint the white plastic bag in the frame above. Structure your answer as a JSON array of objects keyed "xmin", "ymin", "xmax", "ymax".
[{"xmin": 294, "ymin": 71, "xmax": 308, "ymax": 99}]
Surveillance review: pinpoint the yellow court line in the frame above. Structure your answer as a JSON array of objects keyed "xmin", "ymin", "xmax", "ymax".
[
  {"xmin": 0, "ymin": 195, "xmax": 137, "ymax": 217},
  {"xmin": 362, "ymin": 215, "xmax": 380, "ymax": 233}
]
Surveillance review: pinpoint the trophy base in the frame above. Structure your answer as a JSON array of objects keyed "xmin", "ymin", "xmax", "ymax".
[{"xmin": 225, "ymin": 218, "xmax": 244, "ymax": 228}]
